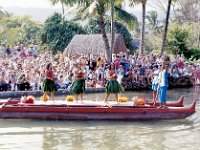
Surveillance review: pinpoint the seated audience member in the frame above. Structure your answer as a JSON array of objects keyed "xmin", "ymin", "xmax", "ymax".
[{"xmin": 17, "ymin": 74, "xmax": 31, "ymax": 91}]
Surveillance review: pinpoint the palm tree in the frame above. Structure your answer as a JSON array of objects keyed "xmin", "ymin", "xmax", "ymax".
[
  {"xmin": 146, "ymin": 10, "xmax": 163, "ymax": 34},
  {"xmin": 146, "ymin": 11, "xmax": 158, "ymax": 30},
  {"xmin": 51, "ymin": 0, "xmax": 138, "ymax": 62},
  {"xmin": 129, "ymin": 0, "xmax": 147, "ymax": 56},
  {"xmin": 49, "ymin": 0, "xmax": 70, "ymax": 16},
  {"xmin": 0, "ymin": 7, "xmax": 12, "ymax": 18},
  {"xmin": 74, "ymin": 0, "xmax": 111, "ymax": 62},
  {"xmin": 160, "ymin": 0, "xmax": 172, "ymax": 56}
]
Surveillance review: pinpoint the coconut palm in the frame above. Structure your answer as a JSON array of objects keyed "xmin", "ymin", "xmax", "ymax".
[
  {"xmin": 49, "ymin": 0, "xmax": 75, "ymax": 16},
  {"xmin": 73, "ymin": 0, "xmax": 138, "ymax": 62},
  {"xmin": 0, "ymin": 7, "xmax": 12, "ymax": 18},
  {"xmin": 160, "ymin": 0, "xmax": 172, "ymax": 56},
  {"xmin": 50, "ymin": 0, "xmax": 138, "ymax": 62},
  {"xmin": 129, "ymin": 0, "xmax": 147, "ymax": 56},
  {"xmin": 146, "ymin": 11, "xmax": 163, "ymax": 32}
]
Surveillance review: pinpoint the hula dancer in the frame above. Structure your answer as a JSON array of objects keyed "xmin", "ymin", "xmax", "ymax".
[
  {"xmin": 70, "ymin": 63, "xmax": 86, "ymax": 102},
  {"xmin": 42, "ymin": 63, "xmax": 57, "ymax": 102},
  {"xmin": 104, "ymin": 64, "xmax": 124, "ymax": 104},
  {"xmin": 152, "ymin": 64, "xmax": 160, "ymax": 106},
  {"xmin": 157, "ymin": 61, "xmax": 169, "ymax": 108}
]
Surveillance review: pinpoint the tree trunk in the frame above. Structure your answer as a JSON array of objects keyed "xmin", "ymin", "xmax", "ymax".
[
  {"xmin": 160, "ymin": 0, "xmax": 172, "ymax": 56},
  {"xmin": 198, "ymin": 12, "xmax": 200, "ymax": 48},
  {"xmin": 61, "ymin": 2, "xmax": 65, "ymax": 16},
  {"xmin": 99, "ymin": 15, "xmax": 111, "ymax": 63},
  {"xmin": 110, "ymin": 0, "xmax": 115, "ymax": 62},
  {"xmin": 139, "ymin": 1, "xmax": 146, "ymax": 56}
]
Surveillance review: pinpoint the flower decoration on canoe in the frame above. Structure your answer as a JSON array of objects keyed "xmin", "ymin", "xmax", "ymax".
[
  {"xmin": 66, "ymin": 95, "xmax": 74, "ymax": 102},
  {"xmin": 21, "ymin": 95, "xmax": 35, "ymax": 104},
  {"xmin": 118, "ymin": 97, "xmax": 128, "ymax": 102},
  {"xmin": 132, "ymin": 96, "xmax": 145, "ymax": 106},
  {"xmin": 40, "ymin": 95, "xmax": 49, "ymax": 102}
]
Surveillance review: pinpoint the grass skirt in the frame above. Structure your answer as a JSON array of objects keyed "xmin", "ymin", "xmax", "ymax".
[
  {"xmin": 42, "ymin": 79, "xmax": 57, "ymax": 92},
  {"xmin": 70, "ymin": 78, "xmax": 85, "ymax": 94},
  {"xmin": 106, "ymin": 80, "xmax": 124, "ymax": 94}
]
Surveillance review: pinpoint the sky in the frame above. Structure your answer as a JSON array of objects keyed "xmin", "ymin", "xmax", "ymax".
[
  {"xmin": 0, "ymin": 0, "xmax": 164, "ymax": 22},
  {"xmin": 0, "ymin": 0, "xmax": 59, "ymax": 8},
  {"xmin": 0, "ymin": 0, "xmax": 147, "ymax": 10}
]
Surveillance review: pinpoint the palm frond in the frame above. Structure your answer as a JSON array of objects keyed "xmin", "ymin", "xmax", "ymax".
[
  {"xmin": 114, "ymin": 0, "xmax": 123, "ymax": 7},
  {"xmin": 49, "ymin": 0, "xmax": 59, "ymax": 5},
  {"xmin": 129, "ymin": 0, "xmax": 145, "ymax": 7},
  {"xmin": 114, "ymin": 6, "xmax": 139, "ymax": 31},
  {"xmin": 64, "ymin": 0, "xmax": 91, "ymax": 6}
]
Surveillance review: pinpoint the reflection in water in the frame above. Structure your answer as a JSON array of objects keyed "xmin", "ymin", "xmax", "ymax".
[
  {"xmin": 0, "ymin": 87, "xmax": 200, "ymax": 150},
  {"xmin": 0, "ymin": 119, "xmax": 200, "ymax": 150}
]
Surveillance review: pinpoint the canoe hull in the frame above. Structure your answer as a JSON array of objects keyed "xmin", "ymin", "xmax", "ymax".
[
  {"xmin": 0, "ymin": 100, "xmax": 196, "ymax": 121},
  {"xmin": 0, "ymin": 111, "xmax": 195, "ymax": 121}
]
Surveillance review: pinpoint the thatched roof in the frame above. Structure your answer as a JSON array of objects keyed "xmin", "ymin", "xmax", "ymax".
[{"xmin": 65, "ymin": 34, "xmax": 127, "ymax": 54}]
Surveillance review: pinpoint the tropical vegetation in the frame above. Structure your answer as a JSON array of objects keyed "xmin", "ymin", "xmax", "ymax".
[{"xmin": 0, "ymin": 0, "xmax": 200, "ymax": 60}]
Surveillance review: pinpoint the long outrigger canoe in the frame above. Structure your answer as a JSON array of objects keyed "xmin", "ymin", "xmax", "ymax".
[
  {"xmin": 0, "ymin": 96, "xmax": 196, "ymax": 120},
  {"xmin": 0, "ymin": 96, "xmax": 184, "ymax": 107}
]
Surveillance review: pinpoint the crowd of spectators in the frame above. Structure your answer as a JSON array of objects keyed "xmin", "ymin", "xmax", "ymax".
[{"xmin": 0, "ymin": 42, "xmax": 200, "ymax": 92}]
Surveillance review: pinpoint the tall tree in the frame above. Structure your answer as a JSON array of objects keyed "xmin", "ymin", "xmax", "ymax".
[
  {"xmin": 146, "ymin": 10, "xmax": 163, "ymax": 33},
  {"xmin": 49, "ymin": 0, "xmax": 71, "ymax": 16},
  {"xmin": 62, "ymin": 0, "xmax": 138, "ymax": 62},
  {"xmin": 129, "ymin": 0, "xmax": 147, "ymax": 56},
  {"xmin": 85, "ymin": 16, "xmax": 135, "ymax": 51},
  {"xmin": 0, "ymin": 7, "xmax": 12, "ymax": 19},
  {"xmin": 160, "ymin": 0, "xmax": 172, "ymax": 56},
  {"xmin": 41, "ymin": 13, "xmax": 86, "ymax": 53}
]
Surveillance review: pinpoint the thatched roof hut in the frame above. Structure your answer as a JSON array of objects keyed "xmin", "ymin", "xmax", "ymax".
[{"xmin": 65, "ymin": 34, "xmax": 127, "ymax": 54}]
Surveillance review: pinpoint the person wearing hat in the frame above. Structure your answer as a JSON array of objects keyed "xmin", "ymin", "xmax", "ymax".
[{"xmin": 157, "ymin": 61, "xmax": 170, "ymax": 108}]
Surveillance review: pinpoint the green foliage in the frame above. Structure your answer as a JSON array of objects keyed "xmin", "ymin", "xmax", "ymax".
[
  {"xmin": 146, "ymin": 10, "xmax": 163, "ymax": 34},
  {"xmin": 41, "ymin": 13, "xmax": 86, "ymax": 53},
  {"xmin": 166, "ymin": 27, "xmax": 189, "ymax": 56},
  {"xmin": 166, "ymin": 26, "xmax": 200, "ymax": 60},
  {"xmin": 0, "ymin": 15, "xmax": 42, "ymax": 45},
  {"xmin": 114, "ymin": 6, "xmax": 138, "ymax": 31},
  {"xmin": 187, "ymin": 48, "xmax": 200, "ymax": 61},
  {"xmin": 84, "ymin": 16, "xmax": 135, "ymax": 52},
  {"xmin": 0, "ymin": 8, "xmax": 12, "ymax": 19}
]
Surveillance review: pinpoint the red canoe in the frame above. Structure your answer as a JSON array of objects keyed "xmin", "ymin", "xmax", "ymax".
[
  {"xmin": 0, "ymin": 98, "xmax": 196, "ymax": 121},
  {"xmin": 0, "ymin": 96, "xmax": 184, "ymax": 107}
]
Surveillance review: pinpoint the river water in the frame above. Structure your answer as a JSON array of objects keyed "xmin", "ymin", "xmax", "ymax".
[{"xmin": 0, "ymin": 87, "xmax": 200, "ymax": 150}]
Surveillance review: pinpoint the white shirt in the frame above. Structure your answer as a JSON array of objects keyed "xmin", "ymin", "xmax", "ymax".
[
  {"xmin": 152, "ymin": 70, "xmax": 160, "ymax": 84},
  {"xmin": 158, "ymin": 69, "xmax": 166, "ymax": 87}
]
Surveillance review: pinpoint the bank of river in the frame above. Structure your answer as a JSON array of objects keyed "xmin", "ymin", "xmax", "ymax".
[
  {"xmin": 0, "ymin": 88, "xmax": 105, "ymax": 99},
  {"xmin": 0, "ymin": 88, "xmax": 199, "ymax": 150}
]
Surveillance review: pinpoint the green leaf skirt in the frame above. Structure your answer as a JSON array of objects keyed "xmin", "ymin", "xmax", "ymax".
[
  {"xmin": 70, "ymin": 78, "xmax": 85, "ymax": 94},
  {"xmin": 42, "ymin": 79, "xmax": 57, "ymax": 92},
  {"xmin": 106, "ymin": 80, "xmax": 124, "ymax": 94}
]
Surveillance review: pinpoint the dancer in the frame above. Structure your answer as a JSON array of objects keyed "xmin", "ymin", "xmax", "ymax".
[
  {"xmin": 104, "ymin": 64, "xmax": 124, "ymax": 104},
  {"xmin": 42, "ymin": 63, "xmax": 57, "ymax": 102},
  {"xmin": 70, "ymin": 63, "xmax": 86, "ymax": 102}
]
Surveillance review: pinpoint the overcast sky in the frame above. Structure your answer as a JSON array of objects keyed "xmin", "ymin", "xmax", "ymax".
[
  {"xmin": 0, "ymin": 0, "xmax": 164, "ymax": 22},
  {"xmin": 0, "ymin": 0, "xmax": 58, "ymax": 8},
  {"xmin": 0, "ymin": 0, "xmax": 151, "ymax": 10}
]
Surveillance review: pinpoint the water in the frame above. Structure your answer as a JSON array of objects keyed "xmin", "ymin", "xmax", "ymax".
[{"xmin": 0, "ymin": 88, "xmax": 200, "ymax": 150}]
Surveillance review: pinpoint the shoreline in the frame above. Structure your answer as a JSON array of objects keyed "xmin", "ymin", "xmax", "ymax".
[
  {"xmin": 0, "ymin": 86, "xmax": 197, "ymax": 99},
  {"xmin": 0, "ymin": 88, "xmax": 106, "ymax": 99}
]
